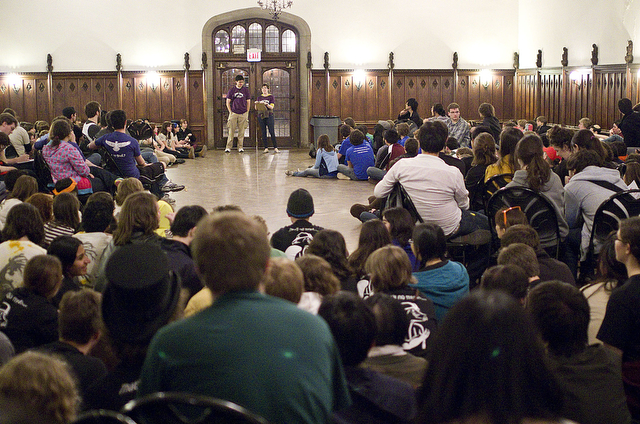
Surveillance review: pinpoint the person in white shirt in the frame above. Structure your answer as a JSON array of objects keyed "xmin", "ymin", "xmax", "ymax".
[{"xmin": 373, "ymin": 120, "xmax": 490, "ymax": 282}]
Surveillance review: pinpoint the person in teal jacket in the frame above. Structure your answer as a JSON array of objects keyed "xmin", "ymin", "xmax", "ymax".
[{"xmin": 410, "ymin": 222, "xmax": 469, "ymax": 321}]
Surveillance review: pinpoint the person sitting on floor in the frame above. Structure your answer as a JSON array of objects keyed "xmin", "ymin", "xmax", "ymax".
[
  {"xmin": 295, "ymin": 254, "xmax": 341, "ymax": 315},
  {"xmin": 87, "ymin": 109, "xmax": 184, "ymax": 199},
  {"xmin": 337, "ymin": 129, "xmax": 375, "ymax": 181},
  {"xmin": 501, "ymin": 224, "xmax": 575, "ymax": 286},
  {"xmin": 287, "ymin": 134, "xmax": 338, "ymax": 178},
  {"xmin": 37, "ymin": 289, "xmax": 107, "ymax": 406},
  {"xmin": 262, "ymin": 257, "xmax": 305, "ymax": 304},
  {"xmin": 527, "ymin": 280, "xmax": 632, "ymax": 424},
  {"xmin": 318, "ymin": 291, "xmax": 417, "ymax": 424},
  {"xmin": 0, "ymin": 255, "xmax": 62, "ymax": 354},
  {"xmin": 366, "ymin": 245, "xmax": 437, "ymax": 357},
  {"xmin": 410, "ymin": 222, "xmax": 469, "ymax": 322},
  {"xmin": 362, "ymin": 293, "xmax": 428, "ymax": 388},
  {"xmin": 480, "ymin": 264, "xmax": 529, "ymax": 304},
  {"xmin": 270, "ymin": 188, "xmax": 323, "ymax": 260}
]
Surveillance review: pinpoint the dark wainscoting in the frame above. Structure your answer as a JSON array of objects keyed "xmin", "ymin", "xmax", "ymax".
[{"xmin": 0, "ymin": 70, "xmax": 207, "ymax": 144}]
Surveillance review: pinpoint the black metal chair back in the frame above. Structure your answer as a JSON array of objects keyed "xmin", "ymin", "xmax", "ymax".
[
  {"xmin": 122, "ymin": 392, "xmax": 270, "ymax": 424},
  {"xmin": 486, "ymin": 186, "xmax": 561, "ymax": 257},
  {"xmin": 73, "ymin": 410, "xmax": 138, "ymax": 424},
  {"xmin": 483, "ymin": 173, "xmax": 513, "ymax": 211},
  {"xmin": 587, "ymin": 189, "xmax": 640, "ymax": 261}
]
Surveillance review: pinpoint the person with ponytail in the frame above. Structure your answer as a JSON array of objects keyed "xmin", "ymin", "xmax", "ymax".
[
  {"xmin": 572, "ymin": 129, "xmax": 614, "ymax": 168},
  {"xmin": 43, "ymin": 118, "xmax": 116, "ymax": 195},
  {"xmin": 506, "ymin": 133, "xmax": 569, "ymax": 240},
  {"xmin": 465, "ymin": 132, "xmax": 497, "ymax": 211}
]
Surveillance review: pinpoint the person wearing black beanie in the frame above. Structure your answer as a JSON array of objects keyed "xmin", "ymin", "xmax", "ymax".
[{"xmin": 270, "ymin": 188, "xmax": 324, "ymax": 260}]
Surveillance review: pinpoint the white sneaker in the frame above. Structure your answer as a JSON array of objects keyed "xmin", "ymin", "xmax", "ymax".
[
  {"xmin": 274, "ymin": 148, "xmax": 280, "ymax": 153},
  {"xmin": 263, "ymin": 148, "xmax": 269, "ymax": 153},
  {"xmin": 224, "ymin": 149, "xmax": 230, "ymax": 153},
  {"xmin": 238, "ymin": 149, "xmax": 245, "ymax": 153}
]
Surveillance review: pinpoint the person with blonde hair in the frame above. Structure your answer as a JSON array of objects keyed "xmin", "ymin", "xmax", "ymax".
[
  {"xmin": 262, "ymin": 257, "xmax": 304, "ymax": 304},
  {"xmin": 365, "ymin": 245, "xmax": 436, "ymax": 357},
  {"xmin": 115, "ymin": 176, "xmax": 173, "ymax": 237},
  {"xmin": 0, "ymin": 351, "xmax": 78, "ymax": 424}
]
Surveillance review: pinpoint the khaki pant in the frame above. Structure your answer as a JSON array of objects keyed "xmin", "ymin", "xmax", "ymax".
[{"xmin": 226, "ymin": 111, "xmax": 248, "ymax": 150}]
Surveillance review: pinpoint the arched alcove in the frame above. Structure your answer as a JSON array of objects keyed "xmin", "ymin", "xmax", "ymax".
[{"xmin": 202, "ymin": 8, "xmax": 312, "ymax": 147}]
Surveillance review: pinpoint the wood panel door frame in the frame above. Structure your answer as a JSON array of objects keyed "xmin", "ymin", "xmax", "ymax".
[{"xmin": 213, "ymin": 60, "xmax": 299, "ymax": 149}]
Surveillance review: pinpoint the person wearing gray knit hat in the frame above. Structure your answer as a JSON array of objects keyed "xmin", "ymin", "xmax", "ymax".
[{"xmin": 271, "ymin": 188, "xmax": 323, "ymax": 260}]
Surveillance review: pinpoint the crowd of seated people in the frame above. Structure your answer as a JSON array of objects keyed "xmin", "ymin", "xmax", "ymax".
[
  {"xmin": 2, "ymin": 99, "xmax": 640, "ymax": 424},
  {"xmin": 0, "ymin": 102, "xmax": 202, "ymax": 208}
]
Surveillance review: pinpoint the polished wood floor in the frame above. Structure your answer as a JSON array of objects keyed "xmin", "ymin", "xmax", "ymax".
[{"xmin": 164, "ymin": 148, "xmax": 375, "ymax": 252}]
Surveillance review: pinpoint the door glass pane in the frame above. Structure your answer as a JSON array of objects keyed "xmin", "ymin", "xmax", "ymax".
[
  {"xmin": 222, "ymin": 69, "xmax": 249, "ymax": 139},
  {"xmin": 265, "ymin": 25, "xmax": 279, "ymax": 53},
  {"xmin": 282, "ymin": 30, "xmax": 296, "ymax": 53},
  {"xmin": 231, "ymin": 26, "xmax": 246, "ymax": 50},
  {"xmin": 248, "ymin": 23, "xmax": 263, "ymax": 50},
  {"xmin": 262, "ymin": 69, "xmax": 290, "ymax": 137},
  {"xmin": 214, "ymin": 30, "xmax": 229, "ymax": 53}
]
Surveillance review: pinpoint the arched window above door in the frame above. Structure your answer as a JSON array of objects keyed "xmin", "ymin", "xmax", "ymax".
[
  {"xmin": 211, "ymin": 20, "xmax": 298, "ymax": 56},
  {"xmin": 282, "ymin": 29, "xmax": 296, "ymax": 53},
  {"xmin": 248, "ymin": 23, "xmax": 263, "ymax": 49},
  {"xmin": 214, "ymin": 30, "xmax": 229, "ymax": 53},
  {"xmin": 231, "ymin": 25, "xmax": 246, "ymax": 47}
]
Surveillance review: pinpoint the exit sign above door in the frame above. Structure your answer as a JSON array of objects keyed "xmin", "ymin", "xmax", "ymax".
[{"xmin": 247, "ymin": 49, "xmax": 261, "ymax": 62}]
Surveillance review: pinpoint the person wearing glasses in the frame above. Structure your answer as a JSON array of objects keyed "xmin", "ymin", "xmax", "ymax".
[{"xmin": 598, "ymin": 216, "xmax": 640, "ymax": 420}]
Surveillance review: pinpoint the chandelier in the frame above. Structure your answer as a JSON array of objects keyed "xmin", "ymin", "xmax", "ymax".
[{"xmin": 257, "ymin": 0, "xmax": 293, "ymax": 20}]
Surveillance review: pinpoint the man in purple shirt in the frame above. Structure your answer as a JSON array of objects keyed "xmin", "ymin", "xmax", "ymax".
[{"xmin": 225, "ymin": 75, "xmax": 251, "ymax": 153}]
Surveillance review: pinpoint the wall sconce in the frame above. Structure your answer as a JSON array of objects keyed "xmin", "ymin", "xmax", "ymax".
[
  {"xmin": 569, "ymin": 69, "xmax": 590, "ymax": 86},
  {"xmin": 479, "ymin": 69, "xmax": 492, "ymax": 89},
  {"xmin": 7, "ymin": 74, "xmax": 21, "ymax": 94},
  {"xmin": 353, "ymin": 69, "xmax": 365, "ymax": 91},
  {"xmin": 146, "ymin": 71, "xmax": 160, "ymax": 91}
]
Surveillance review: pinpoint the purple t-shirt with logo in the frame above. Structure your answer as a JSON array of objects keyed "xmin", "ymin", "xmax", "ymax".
[
  {"xmin": 227, "ymin": 85, "xmax": 251, "ymax": 114},
  {"xmin": 95, "ymin": 131, "xmax": 142, "ymax": 179}
]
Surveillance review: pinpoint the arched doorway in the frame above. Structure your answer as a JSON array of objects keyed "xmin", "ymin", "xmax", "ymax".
[{"xmin": 202, "ymin": 9, "xmax": 311, "ymax": 150}]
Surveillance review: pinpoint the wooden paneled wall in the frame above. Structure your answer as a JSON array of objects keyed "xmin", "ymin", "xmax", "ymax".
[
  {"xmin": 515, "ymin": 64, "xmax": 640, "ymax": 130},
  {"xmin": 0, "ymin": 71, "xmax": 207, "ymax": 143},
  {"xmin": 310, "ymin": 68, "xmax": 515, "ymax": 128},
  {"xmin": 2, "ymin": 63, "xmax": 638, "ymax": 144}
]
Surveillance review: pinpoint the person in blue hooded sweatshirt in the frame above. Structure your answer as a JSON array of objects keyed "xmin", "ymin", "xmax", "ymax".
[{"xmin": 410, "ymin": 222, "xmax": 469, "ymax": 322}]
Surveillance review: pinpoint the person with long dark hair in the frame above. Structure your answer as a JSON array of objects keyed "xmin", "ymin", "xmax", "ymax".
[
  {"xmin": 506, "ymin": 133, "xmax": 569, "ymax": 239},
  {"xmin": 484, "ymin": 127, "xmax": 522, "ymax": 182},
  {"xmin": 347, "ymin": 219, "xmax": 391, "ymax": 280},
  {"xmin": 398, "ymin": 98, "xmax": 422, "ymax": 129},
  {"xmin": 0, "ymin": 203, "xmax": 46, "ymax": 298},
  {"xmin": 47, "ymin": 235, "xmax": 90, "ymax": 307},
  {"xmin": 465, "ymin": 133, "xmax": 497, "ymax": 211},
  {"xmin": 306, "ymin": 229, "xmax": 357, "ymax": 292},
  {"xmin": 416, "ymin": 290, "xmax": 565, "ymax": 424},
  {"xmin": 256, "ymin": 83, "xmax": 279, "ymax": 153},
  {"xmin": 382, "ymin": 207, "xmax": 418, "ymax": 271}
]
